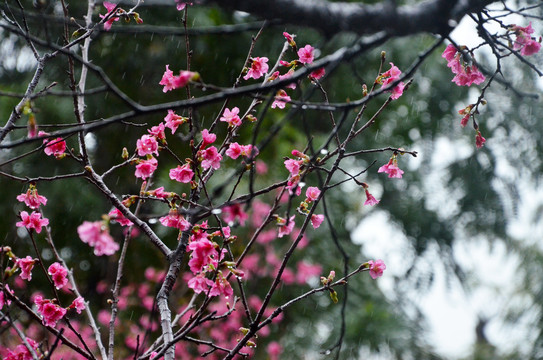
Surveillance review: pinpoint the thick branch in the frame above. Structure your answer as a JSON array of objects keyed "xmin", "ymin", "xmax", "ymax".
[{"xmin": 203, "ymin": 0, "xmax": 497, "ymax": 37}]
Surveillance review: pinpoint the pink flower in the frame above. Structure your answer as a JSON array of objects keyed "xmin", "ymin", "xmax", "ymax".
[
  {"xmin": 148, "ymin": 123, "xmax": 166, "ymax": 141},
  {"xmin": 137, "ymin": 134, "xmax": 159, "ymax": 157},
  {"xmin": 16, "ymin": 256, "xmax": 35, "ymax": 281},
  {"xmin": 364, "ymin": 189, "xmax": 379, "ymax": 206},
  {"xmin": 458, "ymin": 105, "xmax": 472, "ymax": 127},
  {"xmin": 278, "ymin": 215, "xmax": 295, "ymax": 238},
  {"xmin": 187, "ymin": 274, "xmax": 214, "ymax": 294},
  {"xmin": 284, "ymin": 158, "xmax": 302, "ymax": 176},
  {"xmin": 159, "ymin": 66, "xmax": 195, "ymax": 92},
  {"xmin": 169, "ymin": 163, "xmax": 194, "ymax": 183},
  {"xmin": 512, "ymin": 23, "xmax": 541, "ymax": 56},
  {"xmin": 39, "ymin": 131, "xmax": 66, "ymax": 158},
  {"xmin": 108, "ymin": 208, "xmax": 134, "ymax": 226},
  {"xmin": 16, "ymin": 211, "xmax": 49, "ymax": 233},
  {"xmin": 283, "ymin": 32, "xmax": 296, "ymax": 47},
  {"xmin": 164, "ymin": 110, "xmax": 186, "ymax": 134},
  {"xmin": 48, "ymin": 262, "xmax": 68, "ymax": 290},
  {"xmin": 379, "ymin": 63, "xmax": 405, "ymax": 100},
  {"xmin": 37, "ymin": 300, "xmax": 67, "ymax": 327},
  {"xmin": 0, "ymin": 284, "xmax": 13, "ymax": 310},
  {"xmin": 200, "ymin": 146, "xmax": 222, "ymax": 170},
  {"xmin": 209, "ymin": 272, "xmax": 233, "ymax": 298},
  {"xmin": 305, "ymin": 187, "xmax": 321, "ymax": 202},
  {"xmin": 188, "ymin": 238, "xmax": 217, "ymax": 273},
  {"xmin": 297, "ymin": 45, "xmax": 315, "ymax": 64},
  {"xmin": 225, "ymin": 143, "xmax": 257, "ymax": 160},
  {"xmin": 77, "ymin": 221, "xmax": 119, "ymax": 256},
  {"xmin": 244, "ymin": 57, "xmax": 269, "ymax": 80},
  {"xmin": 70, "ymin": 296, "xmax": 86, "ymax": 314},
  {"xmin": 176, "ymin": 1, "xmax": 193, "ymax": 11},
  {"xmin": 201, "ymin": 129, "xmax": 216, "ymax": 147},
  {"xmin": 367, "ymin": 259, "xmax": 386, "ymax": 279},
  {"xmin": 309, "ymin": 67, "xmax": 326, "ymax": 80},
  {"xmin": 16, "ymin": 186, "xmax": 47, "ymax": 209},
  {"xmin": 226, "ymin": 142, "xmax": 243, "ymax": 159},
  {"xmin": 134, "ymin": 157, "xmax": 158, "ymax": 180},
  {"xmin": 475, "ymin": 131, "xmax": 486, "ymax": 149},
  {"xmin": 160, "ymin": 209, "xmax": 191, "ymax": 231},
  {"xmin": 149, "ymin": 186, "xmax": 171, "ymax": 199},
  {"xmin": 271, "ymin": 89, "xmax": 291, "ymax": 109},
  {"xmin": 310, "ymin": 214, "xmax": 324, "ymax": 229},
  {"xmin": 159, "ymin": 65, "xmax": 176, "ymax": 93},
  {"xmin": 452, "ymin": 65, "xmax": 485, "ymax": 86},
  {"xmin": 222, "ymin": 204, "xmax": 248, "ymax": 226},
  {"xmin": 378, "ymin": 157, "xmax": 404, "ymax": 179},
  {"xmin": 441, "ymin": 45, "xmax": 486, "ymax": 86},
  {"xmin": 99, "ymin": 2, "xmax": 119, "ymax": 31},
  {"xmin": 220, "ymin": 107, "xmax": 242, "ymax": 127}
]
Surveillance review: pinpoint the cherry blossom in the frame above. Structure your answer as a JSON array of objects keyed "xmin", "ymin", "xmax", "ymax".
[
  {"xmin": 70, "ymin": 296, "xmax": 86, "ymax": 314},
  {"xmin": 159, "ymin": 209, "xmax": 190, "ymax": 231},
  {"xmin": 16, "ymin": 211, "xmax": 49, "ymax": 233},
  {"xmin": 305, "ymin": 187, "xmax": 321, "ymax": 202},
  {"xmin": 200, "ymin": 146, "xmax": 222, "ymax": 170},
  {"xmin": 297, "ymin": 44, "xmax": 315, "ymax": 64},
  {"xmin": 209, "ymin": 272, "xmax": 234, "ymax": 298},
  {"xmin": 134, "ymin": 157, "xmax": 158, "ymax": 179},
  {"xmin": 77, "ymin": 221, "xmax": 119, "ymax": 256},
  {"xmin": 4, "ymin": 337, "xmax": 39, "ymax": 360},
  {"xmin": 364, "ymin": 189, "xmax": 380, "ymax": 206},
  {"xmin": 176, "ymin": 1, "xmax": 193, "ymax": 11},
  {"xmin": 169, "ymin": 163, "xmax": 194, "ymax": 183},
  {"xmin": 222, "ymin": 204, "xmax": 248, "ymax": 225},
  {"xmin": 283, "ymin": 32, "xmax": 296, "ymax": 47},
  {"xmin": 378, "ymin": 156, "xmax": 404, "ymax": 179},
  {"xmin": 378, "ymin": 63, "xmax": 406, "ymax": 100},
  {"xmin": 278, "ymin": 215, "xmax": 296, "ymax": 238},
  {"xmin": 475, "ymin": 131, "xmax": 486, "ymax": 149},
  {"xmin": 311, "ymin": 214, "xmax": 324, "ymax": 229},
  {"xmin": 136, "ymin": 135, "xmax": 159, "ymax": 157},
  {"xmin": 99, "ymin": 2, "xmax": 119, "ymax": 31},
  {"xmin": 220, "ymin": 107, "xmax": 242, "ymax": 127},
  {"xmin": 108, "ymin": 208, "xmax": 134, "ymax": 226},
  {"xmin": 187, "ymin": 274, "xmax": 214, "ymax": 294},
  {"xmin": 512, "ymin": 23, "xmax": 541, "ymax": 56},
  {"xmin": 16, "ymin": 185, "xmax": 47, "ymax": 209},
  {"xmin": 367, "ymin": 259, "xmax": 386, "ymax": 279},
  {"xmin": 48, "ymin": 262, "xmax": 68, "ymax": 290},
  {"xmin": 34, "ymin": 296, "xmax": 67, "ymax": 327},
  {"xmin": 159, "ymin": 66, "xmax": 196, "ymax": 92},
  {"xmin": 16, "ymin": 256, "xmax": 35, "ymax": 281},
  {"xmin": 39, "ymin": 131, "xmax": 66, "ymax": 158},
  {"xmin": 201, "ymin": 129, "xmax": 216, "ymax": 147},
  {"xmin": 244, "ymin": 57, "xmax": 269, "ymax": 80},
  {"xmin": 0, "ymin": 284, "xmax": 13, "ymax": 310},
  {"xmin": 309, "ymin": 67, "xmax": 326, "ymax": 80},
  {"xmin": 148, "ymin": 122, "xmax": 166, "ymax": 141},
  {"xmin": 441, "ymin": 44, "xmax": 485, "ymax": 86},
  {"xmin": 271, "ymin": 89, "xmax": 291, "ymax": 109}
]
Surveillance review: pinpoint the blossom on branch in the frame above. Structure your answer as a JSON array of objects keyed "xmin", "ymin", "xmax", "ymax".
[
  {"xmin": 441, "ymin": 44, "xmax": 485, "ymax": 86},
  {"xmin": 220, "ymin": 107, "xmax": 242, "ymax": 127},
  {"xmin": 39, "ymin": 131, "xmax": 66, "ymax": 159},
  {"xmin": 378, "ymin": 155, "xmax": 404, "ymax": 179},
  {"xmin": 16, "ymin": 211, "xmax": 49, "ymax": 233},
  {"xmin": 17, "ymin": 185, "xmax": 47, "ymax": 209},
  {"xmin": 100, "ymin": 2, "xmax": 120, "ymax": 31},
  {"xmin": 47, "ymin": 262, "xmax": 68, "ymax": 290},
  {"xmin": 244, "ymin": 57, "xmax": 269, "ymax": 80},
  {"xmin": 297, "ymin": 45, "xmax": 315, "ymax": 64},
  {"xmin": 512, "ymin": 23, "xmax": 541, "ymax": 56},
  {"xmin": 169, "ymin": 163, "xmax": 194, "ymax": 183},
  {"xmin": 367, "ymin": 259, "xmax": 386, "ymax": 279},
  {"xmin": 377, "ymin": 63, "xmax": 406, "ymax": 100},
  {"xmin": 16, "ymin": 256, "xmax": 35, "ymax": 281},
  {"xmin": 134, "ymin": 157, "xmax": 158, "ymax": 180}
]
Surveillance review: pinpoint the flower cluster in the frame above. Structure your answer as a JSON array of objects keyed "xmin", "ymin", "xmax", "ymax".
[
  {"xmin": 378, "ymin": 154, "xmax": 404, "ymax": 179},
  {"xmin": 376, "ymin": 62, "xmax": 406, "ymax": 100},
  {"xmin": 511, "ymin": 23, "xmax": 541, "ymax": 56},
  {"xmin": 441, "ymin": 44, "xmax": 485, "ymax": 86}
]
